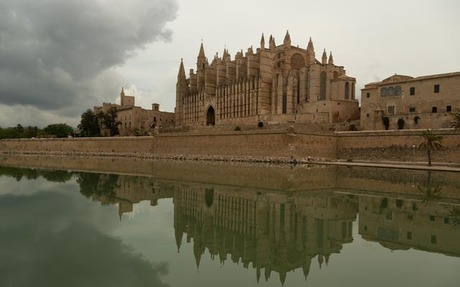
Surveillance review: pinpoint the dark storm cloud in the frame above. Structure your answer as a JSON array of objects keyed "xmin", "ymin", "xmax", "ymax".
[
  {"xmin": 0, "ymin": 0, "xmax": 178, "ymax": 112},
  {"xmin": 0, "ymin": 190, "xmax": 170, "ymax": 287}
]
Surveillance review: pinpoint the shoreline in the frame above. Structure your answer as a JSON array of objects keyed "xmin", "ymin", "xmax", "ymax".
[{"xmin": 2, "ymin": 150, "xmax": 460, "ymax": 173}]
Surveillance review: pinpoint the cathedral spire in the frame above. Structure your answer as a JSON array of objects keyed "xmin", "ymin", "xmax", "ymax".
[
  {"xmin": 283, "ymin": 30, "xmax": 291, "ymax": 47},
  {"xmin": 260, "ymin": 33, "xmax": 265, "ymax": 50},
  {"xmin": 178, "ymin": 58, "xmax": 185, "ymax": 78},
  {"xmin": 198, "ymin": 41, "xmax": 205, "ymax": 58},
  {"xmin": 197, "ymin": 42, "xmax": 207, "ymax": 74},
  {"xmin": 328, "ymin": 51, "xmax": 334, "ymax": 65},
  {"xmin": 322, "ymin": 49, "xmax": 327, "ymax": 65}
]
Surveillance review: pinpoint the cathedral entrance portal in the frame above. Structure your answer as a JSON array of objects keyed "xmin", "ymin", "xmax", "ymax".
[{"xmin": 206, "ymin": 106, "xmax": 215, "ymax": 126}]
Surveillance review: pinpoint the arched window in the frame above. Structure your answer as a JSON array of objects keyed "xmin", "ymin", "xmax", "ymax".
[
  {"xmin": 291, "ymin": 53, "xmax": 305, "ymax": 70},
  {"xmin": 319, "ymin": 72, "xmax": 326, "ymax": 100},
  {"xmin": 345, "ymin": 82, "xmax": 350, "ymax": 99}
]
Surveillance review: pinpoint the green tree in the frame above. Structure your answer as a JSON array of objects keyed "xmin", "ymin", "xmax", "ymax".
[
  {"xmin": 450, "ymin": 112, "xmax": 460, "ymax": 131},
  {"xmin": 43, "ymin": 123, "xmax": 74, "ymax": 138},
  {"xmin": 101, "ymin": 107, "xmax": 120, "ymax": 136},
  {"xmin": 78, "ymin": 109, "xmax": 101, "ymax": 137},
  {"xmin": 419, "ymin": 129, "xmax": 443, "ymax": 166}
]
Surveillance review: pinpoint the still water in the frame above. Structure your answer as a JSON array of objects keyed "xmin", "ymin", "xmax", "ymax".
[{"xmin": 0, "ymin": 160, "xmax": 459, "ymax": 287}]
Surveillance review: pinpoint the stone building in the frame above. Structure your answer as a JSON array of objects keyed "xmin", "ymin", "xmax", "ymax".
[
  {"xmin": 360, "ymin": 72, "xmax": 460, "ymax": 130},
  {"xmin": 94, "ymin": 88, "xmax": 175, "ymax": 136},
  {"xmin": 175, "ymin": 32, "xmax": 359, "ymax": 127}
]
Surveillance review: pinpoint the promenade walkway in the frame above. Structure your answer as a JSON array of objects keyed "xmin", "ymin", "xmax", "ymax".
[{"xmin": 315, "ymin": 160, "xmax": 460, "ymax": 172}]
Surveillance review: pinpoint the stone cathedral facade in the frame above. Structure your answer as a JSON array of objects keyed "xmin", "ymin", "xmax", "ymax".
[{"xmin": 175, "ymin": 31, "xmax": 359, "ymax": 127}]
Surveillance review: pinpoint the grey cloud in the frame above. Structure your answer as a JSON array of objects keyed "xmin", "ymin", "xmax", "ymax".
[{"xmin": 0, "ymin": 0, "xmax": 178, "ymax": 121}]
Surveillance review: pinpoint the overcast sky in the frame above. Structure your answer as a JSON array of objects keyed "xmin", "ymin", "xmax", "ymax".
[{"xmin": 0, "ymin": 0, "xmax": 459, "ymax": 128}]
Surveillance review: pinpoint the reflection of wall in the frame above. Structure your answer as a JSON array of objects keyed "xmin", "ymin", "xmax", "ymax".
[
  {"xmin": 359, "ymin": 195, "xmax": 460, "ymax": 256},
  {"xmin": 172, "ymin": 185, "xmax": 357, "ymax": 284}
]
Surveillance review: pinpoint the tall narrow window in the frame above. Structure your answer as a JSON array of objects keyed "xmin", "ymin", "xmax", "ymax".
[
  {"xmin": 410, "ymin": 87, "xmax": 415, "ymax": 95},
  {"xmin": 319, "ymin": 72, "xmax": 326, "ymax": 100},
  {"xmin": 432, "ymin": 106, "xmax": 437, "ymax": 113},
  {"xmin": 434, "ymin": 84, "xmax": 440, "ymax": 93},
  {"xmin": 345, "ymin": 82, "xmax": 350, "ymax": 99},
  {"xmin": 282, "ymin": 95, "xmax": 287, "ymax": 114}
]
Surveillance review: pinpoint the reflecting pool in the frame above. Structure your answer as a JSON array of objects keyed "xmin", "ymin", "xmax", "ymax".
[{"xmin": 0, "ymin": 160, "xmax": 459, "ymax": 287}]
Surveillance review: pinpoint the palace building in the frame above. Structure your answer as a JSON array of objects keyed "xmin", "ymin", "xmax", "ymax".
[
  {"xmin": 94, "ymin": 88, "xmax": 175, "ymax": 136},
  {"xmin": 175, "ymin": 32, "xmax": 359, "ymax": 127},
  {"xmin": 360, "ymin": 72, "xmax": 460, "ymax": 130}
]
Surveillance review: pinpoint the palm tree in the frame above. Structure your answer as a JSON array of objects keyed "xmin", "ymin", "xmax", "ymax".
[
  {"xmin": 450, "ymin": 112, "xmax": 460, "ymax": 131},
  {"xmin": 419, "ymin": 129, "xmax": 443, "ymax": 166}
]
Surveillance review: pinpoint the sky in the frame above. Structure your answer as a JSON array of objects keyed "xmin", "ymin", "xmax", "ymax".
[{"xmin": 0, "ymin": 0, "xmax": 459, "ymax": 128}]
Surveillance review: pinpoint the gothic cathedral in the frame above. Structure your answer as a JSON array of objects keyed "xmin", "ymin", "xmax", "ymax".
[{"xmin": 175, "ymin": 31, "xmax": 359, "ymax": 127}]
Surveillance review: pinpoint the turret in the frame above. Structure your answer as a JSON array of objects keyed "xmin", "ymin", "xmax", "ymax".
[
  {"xmin": 269, "ymin": 35, "xmax": 276, "ymax": 51},
  {"xmin": 328, "ymin": 52, "xmax": 334, "ymax": 65},
  {"xmin": 306, "ymin": 37, "xmax": 315, "ymax": 64},
  {"xmin": 321, "ymin": 49, "xmax": 327, "ymax": 65},
  {"xmin": 260, "ymin": 33, "xmax": 265, "ymax": 50}
]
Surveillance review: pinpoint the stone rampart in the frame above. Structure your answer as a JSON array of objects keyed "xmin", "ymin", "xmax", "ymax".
[
  {"xmin": 1, "ymin": 129, "xmax": 459, "ymax": 164},
  {"xmin": 336, "ymin": 129, "xmax": 460, "ymax": 163}
]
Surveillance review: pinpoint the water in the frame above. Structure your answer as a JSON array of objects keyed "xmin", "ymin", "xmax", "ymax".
[{"xmin": 0, "ymin": 160, "xmax": 459, "ymax": 287}]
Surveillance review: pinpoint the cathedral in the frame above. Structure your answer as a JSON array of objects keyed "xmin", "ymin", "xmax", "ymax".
[{"xmin": 175, "ymin": 31, "xmax": 359, "ymax": 127}]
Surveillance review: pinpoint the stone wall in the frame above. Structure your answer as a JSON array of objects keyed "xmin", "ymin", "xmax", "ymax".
[
  {"xmin": 336, "ymin": 129, "xmax": 460, "ymax": 163},
  {"xmin": 1, "ymin": 129, "xmax": 459, "ymax": 164}
]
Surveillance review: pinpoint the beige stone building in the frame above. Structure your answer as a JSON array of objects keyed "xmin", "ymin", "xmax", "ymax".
[
  {"xmin": 360, "ymin": 72, "xmax": 460, "ymax": 130},
  {"xmin": 94, "ymin": 88, "xmax": 175, "ymax": 136},
  {"xmin": 176, "ymin": 32, "xmax": 359, "ymax": 127}
]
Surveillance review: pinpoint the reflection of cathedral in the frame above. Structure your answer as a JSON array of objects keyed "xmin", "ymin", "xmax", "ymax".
[
  {"xmin": 80, "ymin": 172, "xmax": 460, "ymax": 284},
  {"xmin": 172, "ymin": 185, "xmax": 357, "ymax": 284}
]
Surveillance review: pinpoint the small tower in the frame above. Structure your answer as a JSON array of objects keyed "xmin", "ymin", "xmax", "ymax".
[
  {"xmin": 260, "ymin": 33, "xmax": 265, "ymax": 50},
  {"xmin": 283, "ymin": 30, "xmax": 291, "ymax": 47},
  {"xmin": 322, "ymin": 49, "xmax": 327, "ymax": 65},
  {"xmin": 269, "ymin": 35, "xmax": 276, "ymax": 51},
  {"xmin": 306, "ymin": 37, "xmax": 315, "ymax": 64},
  {"xmin": 328, "ymin": 51, "xmax": 334, "ymax": 65}
]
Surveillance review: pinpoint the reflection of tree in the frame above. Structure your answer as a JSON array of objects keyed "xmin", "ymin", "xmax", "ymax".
[
  {"xmin": 417, "ymin": 172, "xmax": 442, "ymax": 205},
  {"xmin": 77, "ymin": 173, "xmax": 119, "ymax": 199},
  {"xmin": 40, "ymin": 170, "xmax": 73, "ymax": 182},
  {"xmin": 0, "ymin": 166, "xmax": 73, "ymax": 182}
]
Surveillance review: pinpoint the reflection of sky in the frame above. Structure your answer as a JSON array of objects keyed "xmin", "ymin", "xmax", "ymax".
[{"xmin": 0, "ymin": 177, "xmax": 170, "ymax": 287}]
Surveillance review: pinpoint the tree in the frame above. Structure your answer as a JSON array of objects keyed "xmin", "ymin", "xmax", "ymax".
[
  {"xmin": 419, "ymin": 129, "xmax": 443, "ymax": 166},
  {"xmin": 450, "ymin": 112, "xmax": 460, "ymax": 131},
  {"xmin": 78, "ymin": 109, "xmax": 101, "ymax": 137},
  {"xmin": 43, "ymin": 123, "xmax": 74, "ymax": 138},
  {"xmin": 101, "ymin": 107, "xmax": 120, "ymax": 136}
]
